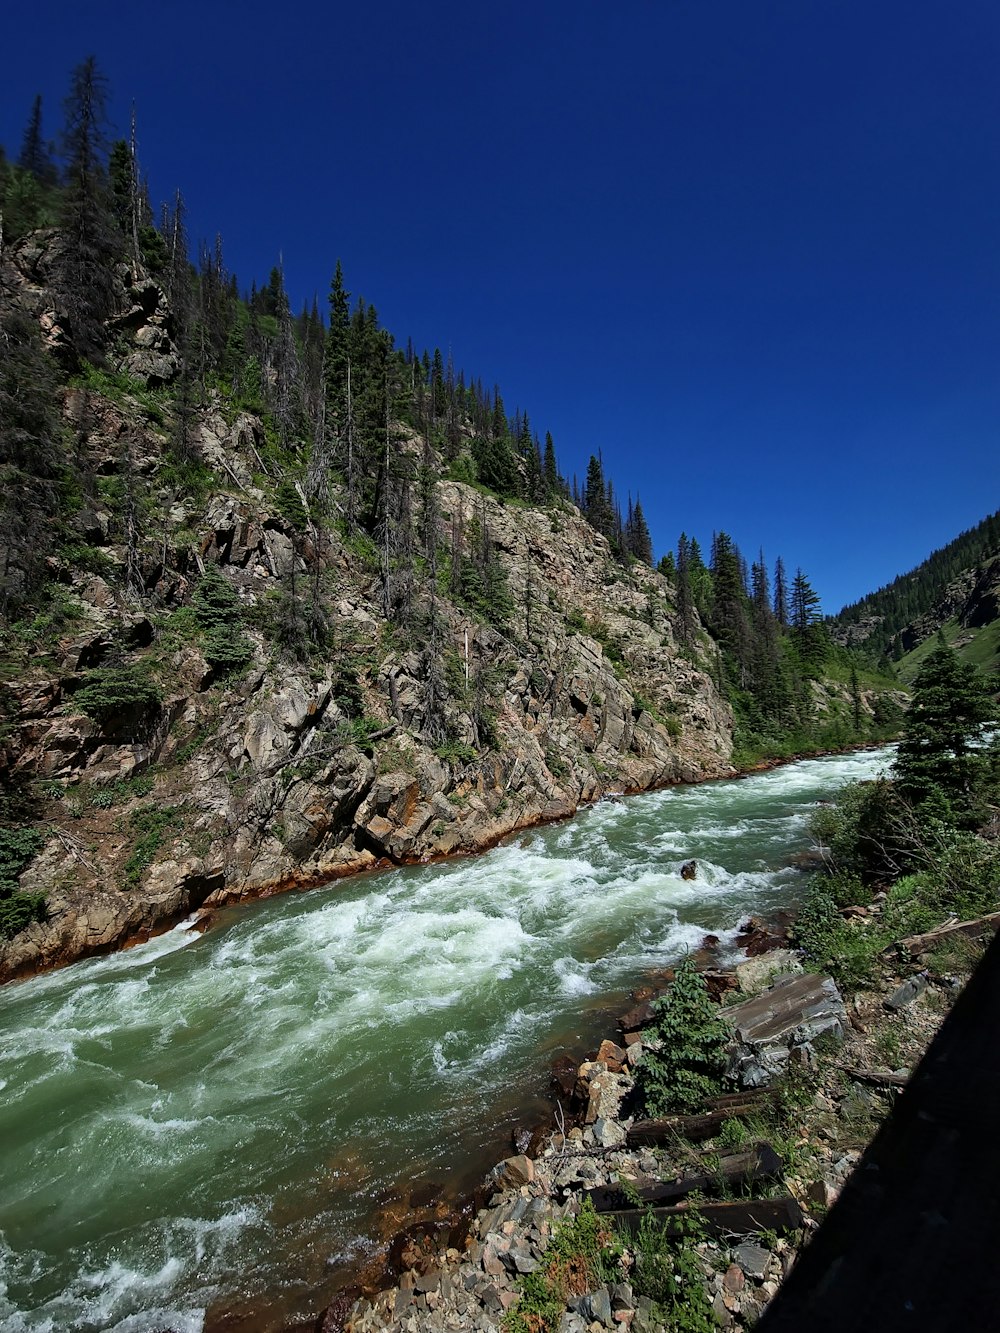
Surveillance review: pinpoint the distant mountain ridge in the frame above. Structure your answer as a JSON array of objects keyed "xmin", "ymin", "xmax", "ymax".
[{"xmin": 831, "ymin": 510, "xmax": 1000, "ymax": 666}]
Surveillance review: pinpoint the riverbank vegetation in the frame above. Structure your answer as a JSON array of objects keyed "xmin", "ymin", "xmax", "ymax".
[{"xmin": 797, "ymin": 641, "xmax": 999, "ymax": 989}]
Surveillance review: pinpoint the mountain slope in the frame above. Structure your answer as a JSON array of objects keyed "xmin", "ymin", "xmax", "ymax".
[
  {"xmin": 0, "ymin": 237, "xmax": 735, "ymax": 982},
  {"xmin": 831, "ymin": 510, "xmax": 1000, "ymax": 662}
]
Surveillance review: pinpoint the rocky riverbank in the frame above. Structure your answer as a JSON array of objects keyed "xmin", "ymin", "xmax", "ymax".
[{"xmin": 322, "ymin": 912, "xmax": 982, "ymax": 1333}]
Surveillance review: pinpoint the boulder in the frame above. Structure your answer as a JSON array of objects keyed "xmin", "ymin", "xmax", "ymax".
[
  {"xmin": 490, "ymin": 1155, "xmax": 534, "ymax": 1192},
  {"xmin": 723, "ymin": 972, "xmax": 846, "ymax": 1088},
  {"xmin": 735, "ymin": 949, "xmax": 803, "ymax": 994}
]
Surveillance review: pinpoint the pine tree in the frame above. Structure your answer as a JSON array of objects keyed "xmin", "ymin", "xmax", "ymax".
[
  {"xmin": 56, "ymin": 56, "xmax": 122, "ymax": 364},
  {"xmin": 625, "ymin": 497, "xmax": 653, "ymax": 565},
  {"xmin": 790, "ymin": 568, "xmax": 826, "ymax": 674},
  {"xmin": 894, "ymin": 644, "xmax": 998, "ymax": 821},
  {"xmin": 675, "ymin": 534, "xmax": 695, "ymax": 645},
  {"xmin": 543, "ymin": 431, "xmax": 559, "ymax": 499},
  {"xmin": 773, "ymin": 556, "xmax": 789, "ymax": 627},
  {"xmin": 0, "ymin": 303, "xmax": 65, "ymax": 612},
  {"xmin": 18, "ymin": 94, "xmax": 57, "ymax": 185}
]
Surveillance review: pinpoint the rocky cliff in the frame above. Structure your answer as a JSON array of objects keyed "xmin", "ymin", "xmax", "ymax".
[
  {"xmin": 895, "ymin": 554, "xmax": 1000, "ymax": 658},
  {"xmin": 0, "ymin": 241, "xmax": 734, "ymax": 983}
]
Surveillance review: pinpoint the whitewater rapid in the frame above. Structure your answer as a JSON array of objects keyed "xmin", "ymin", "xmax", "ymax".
[{"xmin": 0, "ymin": 745, "xmax": 893, "ymax": 1331}]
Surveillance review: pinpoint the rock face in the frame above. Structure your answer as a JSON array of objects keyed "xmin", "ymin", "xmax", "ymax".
[{"xmin": 0, "ymin": 241, "xmax": 736, "ymax": 983}]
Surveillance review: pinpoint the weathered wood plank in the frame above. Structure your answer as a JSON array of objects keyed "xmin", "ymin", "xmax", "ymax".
[
  {"xmin": 837, "ymin": 1066, "xmax": 909, "ymax": 1089},
  {"xmin": 628, "ymin": 1104, "xmax": 763, "ymax": 1145},
  {"xmin": 584, "ymin": 1143, "xmax": 784, "ymax": 1212},
  {"xmin": 608, "ymin": 1195, "xmax": 804, "ymax": 1238},
  {"xmin": 890, "ymin": 911, "xmax": 1000, "ymax": 959}
]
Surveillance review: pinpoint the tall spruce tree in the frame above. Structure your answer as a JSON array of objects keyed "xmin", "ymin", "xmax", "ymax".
[
  {"xmin": 894, "ymin": 644, "xmax": 998, "ymax": 822},
  {"xmin": 56, "ymin": 56, "xmax": 122, "ymax": 364},
  {"xmin": 18, "ymin": 94, "xmax": 57, "ymax": 185}
]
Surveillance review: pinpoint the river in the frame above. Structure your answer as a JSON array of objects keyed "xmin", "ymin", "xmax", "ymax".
[{"xmin": 0, "ymin": 745, "xmax": 893, "ymax": 1332}]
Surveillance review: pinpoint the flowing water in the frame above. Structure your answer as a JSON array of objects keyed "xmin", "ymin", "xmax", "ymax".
[{"xmin": 0, "ymin": 746, "xmax": 893, "ymax": 1331}]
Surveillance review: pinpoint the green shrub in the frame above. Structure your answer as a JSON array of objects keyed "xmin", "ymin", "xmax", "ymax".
[
  {"xmin": 202, "ymin": 624, "xmax": 254, "ymax": 674},
  {"xmin": 435, "ymin": 740, "xmax": 477, "ymax": 765},
  {"xmin": 124, "ymin": 806, "xmax": 182, "ymax": 886},
  {"xmin": 794, "ymin": 883, "xmax": 887, "ymax": 989},
  {"xmin": 629, "ymin": 1209, "xmax": 715, "ymax": 1333},
  {"xmin": 274, "ymin": 479, "xmax": 308, "ymax": 530},
  {"xmin": 89, "ymin": 774, "xmax": 156, "ymax": 809},
  {"xmin": 0, "ymin": 826, "xmax": 47, "ymax": 940},
  {"xmin": 192, "ymin": 565, "xmax": 242, "ymax": 628},
  {"xmin": 634, "ymin": 957, "xmax": 731, "ymax": 1115},
  {"xmin": 189, "ymin": 567, "xmax": 254, "ymax": 676},
  {"xmin": 0, "ymin": 891, "xmax": 47, "ymax": 939},
  {"xmin": 73, "ymin": 666, "xmax": 162, "ymax": 734},
  {"xmin": 810, "ymin": 778, "xmax": 914, "ymax": 885}
]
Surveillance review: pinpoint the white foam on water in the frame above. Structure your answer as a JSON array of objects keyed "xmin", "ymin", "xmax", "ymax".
[
  {"xmin": 0, "ymin": 743, "xmax": 895, "ymax": 1327},
  {"xmin": 553, "ymin": 955, "xmax": 598, "ymax": 997}
]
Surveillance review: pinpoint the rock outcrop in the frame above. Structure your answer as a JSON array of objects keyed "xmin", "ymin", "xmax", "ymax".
[{"xmin": 0, "ymin": 322, "xmax": 734, "ymax": 980}]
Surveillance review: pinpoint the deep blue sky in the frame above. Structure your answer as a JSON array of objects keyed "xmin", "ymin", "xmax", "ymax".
[{"xmin": 4, "ymin": 1, "xmax": 999, "ymax": 612}]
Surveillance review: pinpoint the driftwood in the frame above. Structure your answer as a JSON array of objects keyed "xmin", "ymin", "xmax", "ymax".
[
  {"xmin": 891, "ymin": 911, "xmax": 1000, "ymax": 959},
  {"xmin": 607, "ymin": 1194, "xmax": 804, "ymax": 1239},
  {"xmin": 628, "ymin": 1103, "xmax": 765, "ymax": 1146},
  {"xmin": 584, "ymin": 1143, "xmax": 783, "ymax": 1212}
]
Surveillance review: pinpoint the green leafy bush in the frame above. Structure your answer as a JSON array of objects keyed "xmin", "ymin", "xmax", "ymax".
[
  {"xmin": 793, "ymin": 884, "xmax": 887, "ymax": 989},
  {"xmin": 629, "ymin": 1209, "xmax": 716, "ymax": 1333},
  {"xmin": 810, "ymin": 778, "xmax": 914, "ymax": 885},
  {"xmin": 634, "ymin": 957, "xmax": 731, "ymax": 1115}
]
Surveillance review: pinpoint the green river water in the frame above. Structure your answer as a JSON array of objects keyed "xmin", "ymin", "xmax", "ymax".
[{"xmin": 0, "ymin": 745, "xmax": 894, "ymax": 1331}]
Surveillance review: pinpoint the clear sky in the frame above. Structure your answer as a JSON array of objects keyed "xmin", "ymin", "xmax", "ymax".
[{"xmin": 3, "ymin": 1, "xmax": 998, "ymax": 613}]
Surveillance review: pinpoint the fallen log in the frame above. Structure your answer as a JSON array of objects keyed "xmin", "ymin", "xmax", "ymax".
[
  {"xmin": 607, "ymin": 1195, "xmax": 804, "ymax": 1239},
  {"xmin": 584, "ymin": 1143, "xmax": 783, "ymax": 1212},
  {"xmin": 628, "ymin": 1103, "xmax": 765, "ymax": 1146},
  {"xmin": 890, "ymin": 911, "xmax": 1000, "ymax": 960}
]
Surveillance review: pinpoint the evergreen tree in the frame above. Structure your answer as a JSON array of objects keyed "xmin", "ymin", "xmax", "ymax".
[
  {"xmin": 790, "ymin": 568, "xmax": 826, "ymax": 674},
  {"xmin": 894, "ymin": 644, "xmax": 998, "ymax": 822},
  {"xmin": 625, "ymin": 497, "xmax": 653, "ymax": 565},
  {"xmin": 17, "ymin": 94, "xmax": 57, "ymax": 185},
  {"xmin": 543, "ymin": 431, "xmax": 559, "ymax": 498},
  {"xmin": 56, "ymin": 56, "xmax": 122, "ymax": 364},
  {"xmin": 0, "ymin": 303, "xmax": 65, "ymax": 612},
  {"xmin": 675, "ymin": 534, "xmax": 695, "ymax": 645},
  {"xmin": 709, "ymin": 531, "xmax": 751, "ymax": 681},
  {"xmin": 773, "ymin": 556, "xmax": 789, "ymax": 627}
]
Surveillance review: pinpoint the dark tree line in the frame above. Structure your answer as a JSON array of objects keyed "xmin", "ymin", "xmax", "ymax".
[{"xmin": 665, "ymin": 527, "xmax": 833, "ymax": 737}]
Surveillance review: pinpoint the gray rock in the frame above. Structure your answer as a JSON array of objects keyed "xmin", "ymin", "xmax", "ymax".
[
  {"xmin": 584, "ymin": 1287, "xmax": 613, "ymax": 1326},
  {"xmin": 735, "ymin": 949, "xmax": 803, "ymax": 994},
  {"xmin": 885, "ymin": 973, "xmax": 927, "ymax": 1011},
  {"xmin": 609, "ymin": 1282, "xmax": 634, "ymax": 1311},
  {"xmin": 723, "ymin": 972, "xmax": 846, "ymax": 1088},
  {"xmin": 733, "ymin": 1242, "xmax": 771, "ymax": 1281},
  {"xmin": 632, "ymin": 1296, "xmax": 661, "ymax": 1333},
  {"xmin": 592, "ymin": 1116, "xmax": 627, "ymax": 1149}
]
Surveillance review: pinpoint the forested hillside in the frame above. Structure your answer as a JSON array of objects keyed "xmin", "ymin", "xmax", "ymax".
[
  {"xmin": 0, "ymin": 60, "xmax": 904, "ymax": 977},
  {"xmin": 832, "ymin": 510, "xmax": 1000, "ymax": 663}
]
